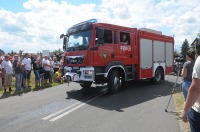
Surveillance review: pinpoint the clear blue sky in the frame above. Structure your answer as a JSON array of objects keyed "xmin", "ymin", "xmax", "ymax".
[
  {"xmin": 0, "ymin": 0, "xmax": 28, "ymax": 12},
  {"xmin": 0, "ymin": 0, "xmax": 101, "ymax": 12}
]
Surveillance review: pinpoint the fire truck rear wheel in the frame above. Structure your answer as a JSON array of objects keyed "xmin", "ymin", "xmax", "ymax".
[
  {"xmin": 108, "ymin": 70, "xmax": 121, "ymax": 94},
  {"xmin": 80, "ymin": 82, "xmax": 92, "ymax": 89},
  {"xmin": 150, "ymin": 68, "xmax": 162, "ymax": 84}
]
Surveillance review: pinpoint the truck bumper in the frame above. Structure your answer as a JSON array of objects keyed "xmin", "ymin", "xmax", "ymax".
[{"xmin": 64, "ymin": 66, "xmax": 95, "ymax": 82}]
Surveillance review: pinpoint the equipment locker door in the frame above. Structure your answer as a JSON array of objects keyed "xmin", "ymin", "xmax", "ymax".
[{"xmin": 139, "ymin": 38, "xmax": 153, "ymax": 79}]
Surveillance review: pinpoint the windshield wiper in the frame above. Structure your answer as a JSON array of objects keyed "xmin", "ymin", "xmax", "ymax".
[
  {"xmin": 75, "ymin": 45, "xmax": 87, "ymax": 50},
  {"xmin": 66, "ymin": 47, "xmax": 74, "ymax": 51}
]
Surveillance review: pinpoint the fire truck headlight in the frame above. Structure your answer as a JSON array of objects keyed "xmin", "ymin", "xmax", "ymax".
[
  {"xmin": 84, "ymin": 70, "xmax": 94, "ymax": 75},
  {"xmin": 64, "ymin": 66, "xmax": 71, "ymax": 74}
]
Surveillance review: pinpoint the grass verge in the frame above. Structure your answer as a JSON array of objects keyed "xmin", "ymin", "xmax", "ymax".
[
  {"xmin": 173, "ymin": 89, "xmax": 190, "ymax": 132},
  {"xmin": 0, "ymin": 72, "xmax": 63, "ymax": 98}
]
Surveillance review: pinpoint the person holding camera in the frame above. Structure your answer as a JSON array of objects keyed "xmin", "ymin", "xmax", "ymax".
[
  {"xmin": 181, "ymin": 50, "xmax": 196, "ymax": 100},
  {"xmin": 182, "ymin": 45, "xmax": 200, "ymax": 132}
]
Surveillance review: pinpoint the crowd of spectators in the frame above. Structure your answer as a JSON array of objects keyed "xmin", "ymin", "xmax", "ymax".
[{"xmin": 0, "ymin": 50, "xmax": 64, "ymax": 95}]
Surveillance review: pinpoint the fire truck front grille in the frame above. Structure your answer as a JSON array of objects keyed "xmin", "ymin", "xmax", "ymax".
[{"xmin": 66, "ymin": 56, "xmax": 84, "ymax": 64}]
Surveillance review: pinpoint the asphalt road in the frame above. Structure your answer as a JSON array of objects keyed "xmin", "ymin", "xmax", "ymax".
[{"xmin": 0, "ymin": 75, "xmax": 181, "ymax": 132}]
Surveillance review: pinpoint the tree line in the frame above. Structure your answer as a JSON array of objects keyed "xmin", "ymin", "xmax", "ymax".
[{"xmin": 175, "ymin": 33, "xmax": 200, "ymax": 58}]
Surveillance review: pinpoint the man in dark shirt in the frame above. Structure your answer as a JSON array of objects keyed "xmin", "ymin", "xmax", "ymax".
[
  {"xmin": 120, "ymin": 34, "xmax": 129, "ymax": 44},
  {"xmin": 13, "ymin": 55, "xmax": 23, "ymax": 95},
  {"xmin": 32, "ymin": 54, "xmax": 40, "ymax": 88}
]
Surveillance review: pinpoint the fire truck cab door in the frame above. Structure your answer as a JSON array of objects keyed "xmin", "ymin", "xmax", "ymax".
[{"xmin": 92, "ymin": 27, "xmax": 115, "ymax": 66}]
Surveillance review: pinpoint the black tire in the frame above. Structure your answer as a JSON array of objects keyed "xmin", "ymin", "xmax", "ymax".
[
  {"xmin": 108, "ymin": 70, "xmax": 121, "ymax": 94},
  {"xmin": 80, "ymin": 82, "xmax": 92, "ymax": 89},
  {"xmin": 150, "ymin": 68, "xmax": 162, "ymax": 84},
  {"xmin": 120, "ymin": 73, "xmax": 126, "ymax": 88}
]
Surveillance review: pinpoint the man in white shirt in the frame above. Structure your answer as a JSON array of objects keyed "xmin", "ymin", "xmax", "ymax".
[
  {"xmin": 42, "ymin": 55, "xmax": 51, "ymax": 84},
  {"xmin": 182, "ymin": 45, "xmax": 200, "ymax": 131},
  {"xmin": 52, "ymin": 57, "xmax": 60, "ymax": 74},
  {"xmin": 22, "ymin": 53, "xmax": 32, "ymax": 88},
  {"xmin": 1, "ymin": 54, "xmax": 13, "ymax": 92}
]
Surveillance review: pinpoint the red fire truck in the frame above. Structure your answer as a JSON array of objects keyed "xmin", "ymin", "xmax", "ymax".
[{"xmin": 60, "ymin": 19, "xmax": 174, "ymax": 93}]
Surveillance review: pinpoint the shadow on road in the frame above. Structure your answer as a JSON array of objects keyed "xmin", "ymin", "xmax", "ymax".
[
  {"xmin": 66, "ymin": 79, "xmax": 181, "ymax": 112},
  {"xmin": 0, "ymin": 83, "xmax": 54, "ymax": 99}
]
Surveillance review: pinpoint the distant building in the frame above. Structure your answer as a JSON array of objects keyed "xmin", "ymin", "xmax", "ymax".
[
  {"xmin": 190, "ymin": 38, "xmax": 200, "ymax": 51},
  {"xmin": 42, "ymin": 50, "xmax": 50, "ymax": 57}
]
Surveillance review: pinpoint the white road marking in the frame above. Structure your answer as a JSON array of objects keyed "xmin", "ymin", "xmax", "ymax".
[
  {"xmin": 42, "ymin": 101, "xmax": 81, "ymax": 120},
  {"xmin": 49, "ymin": 92, "xmax": 105, "ymax": 122},
  {"xmin": 42, "ymin": 89, "xmax": 107, "ymax": 122}
]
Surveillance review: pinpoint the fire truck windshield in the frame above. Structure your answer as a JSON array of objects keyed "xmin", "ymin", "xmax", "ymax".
[{"xmin": 66, "ymin": 30, "xmax": 91, "ymax": 51}]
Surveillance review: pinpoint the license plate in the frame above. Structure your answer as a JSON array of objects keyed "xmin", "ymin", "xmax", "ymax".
[{"xmin": 72, "ymin": 66, "xmax": 79, "ymax": 70}]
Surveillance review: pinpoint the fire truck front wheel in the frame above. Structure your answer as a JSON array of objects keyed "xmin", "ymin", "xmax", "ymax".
[
  {"xmin": 80, "ymin": 82, "xmax": 92, "ymax": 89},
  {"xmin": 150, "ymin": 68, "xmax": 163, "ymax": 84},
  {"xmin": 108, "ymin": 70, "xmax": 121, "ymax": 94}
]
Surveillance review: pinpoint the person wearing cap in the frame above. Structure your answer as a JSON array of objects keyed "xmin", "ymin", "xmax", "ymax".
[{"xmin": 1, "ymin": 54, "xmax": 13, "ymax": 93}]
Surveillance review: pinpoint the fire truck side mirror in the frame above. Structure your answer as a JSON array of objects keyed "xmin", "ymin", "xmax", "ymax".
[
  {"xmin": 60, "ymin": 34, "xmax": 68, "ymax": 50},
  {"xmin": 60, "ymin": 34, "xmax": 64, "ymax": 39},
  {"xmin": 63, "ymin": 36, "xmax": 67, "ymax": 50}
]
